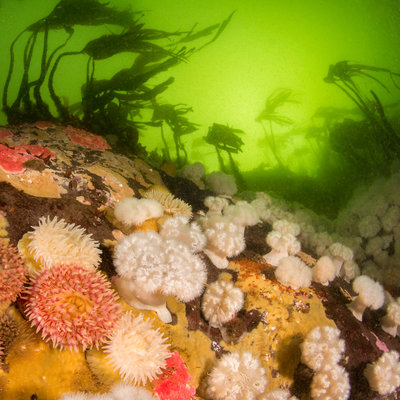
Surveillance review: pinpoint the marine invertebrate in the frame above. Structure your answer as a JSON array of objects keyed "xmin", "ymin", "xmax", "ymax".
[
  {"xmin": 347, "ymin": 275, "xmax": 384, "ymax": 321},
  {"xmin": 153, "ymin": 351, "xmax": 196, "ymax": 400},
  {"xmin": 263, "ymin": 231, "xmax": 301, "ymax": 266},
  {"xmin": 27, "ymin": 216, "xmax": 101, "ymax": 270},
  {"xmin": 113, "ymin": 197, "xmax": 164, "ymax": 229},
  {"xmin": 25, "ymin": 264, "xmax": 122, "ymax": 351},
  {"xmin": 104, "ymin": 312, "xmax": 170, "ymax": 385},
  {"xmin": 60, "ymin": 384, "xmax": 157, "ymax": 399},
  {"xmin": 204, "ymin": 195, "xmax": 230, "ymax": 215},
  {"xmin": 113, "ymin": 231, "xmax": 207, "ymax": 323},
  {"xmin": 327, "ymin": 242, "xmax": 353, "ymax": 276},
  {"xmin": 311, "ymin": 364, "xmax": 350, "ymax": 400},
  {"xmin": 201, "ymin": 215, "xmax": 245, "ymax": 269},
  {"xmin": 364, "ymin": 351, "xmax": 400, "ymax": 395},
  {"xmin": 381, "ymin": 300, "xmax": 400, "ymax": 337},
  {"xmin": 300, "ymin": 325, "xmax": 345, "ymax": 371},
  {"xmin": 180, "ymin": 162, "xmax": 206, "ymax": 189},
  {"xmin": 109, "ymin": 383, "xmax": 157, "ymax": 400},
  {"xmin": 201, "ymin": 280, "xmax": 244, "ymax": 327},
  {"xmin": 0, "ymin": 239, "xmax": 28, "ymax": 308},
  {"xmin": 312, "ymin": 256, "xmax": 336, "ymax": 286},
  {"xmin": 143, "ymin": 187, "xmax": 192, "ymax": 218},
  {"xmin": 274, "ymin": 256, "xmax": 312, "ymax": 290},
  {"xmin": 260, "ymin": 389, "xmax": 298, "ymax": 400},
  {"xmin": 158, "ymin": 216, "xmax": 206, "ymax": 253},
  {"xmin": 358, "ymin": 215, "xmax": 381, "ymax": 238},
  {"xmin": 205, "ymin": 351, "xmax": 268, "ymax": 400},
  {"xmin": 273, "ymin": 219, "xmax": 300, "ymax": 236},
  {"xmin": 223, "ymin": 201, "xmax": 260, "ymax": 231},
  {"xmin": 205, "ymin": 171, "xmax": 237, "ymax": 196},
  {"xmin": 339, "ymin": 259, "xmax": 360, "ymax": 283}
]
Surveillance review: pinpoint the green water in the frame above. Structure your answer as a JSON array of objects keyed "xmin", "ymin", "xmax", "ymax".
[{"xmin": 1, "ymin": 0, "xmax": 400, "ymax": 216}]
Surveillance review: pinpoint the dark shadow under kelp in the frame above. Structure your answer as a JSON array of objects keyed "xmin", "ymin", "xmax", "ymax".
[{"xmin": 2, "ymin": 0, "xmax": 234, "ymax": 155}]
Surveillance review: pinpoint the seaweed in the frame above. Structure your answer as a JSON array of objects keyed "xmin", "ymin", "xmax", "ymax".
[
  {"xmin": 204, "ymin": 122, "xmax": 246, "ymax": 189},
  {"xmin": 324, "ymin": 61, "xmax": 400, "ymax": 173},
  {"xmin": 151, "ymin": 102, "xmax": 200, "ymax": 167},
  {"xmin": 2, "ymin": 0, "xmax": 234, "ymax": 156},
  {"xmin": 256, "ymin": 88, "xmax": 298, "ymax": 167}
]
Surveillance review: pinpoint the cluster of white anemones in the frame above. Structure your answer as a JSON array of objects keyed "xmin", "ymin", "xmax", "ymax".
[{"xmin": 300, "ymin": 325, "xmax": 350, "ymax": 400}]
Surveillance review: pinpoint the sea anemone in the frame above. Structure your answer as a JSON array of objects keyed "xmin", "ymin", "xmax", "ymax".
[
  {"xmin": 104, "ymin": 312, "xmax": 170, "ymax": 385},
  {"xmin": 312, "ymin": 256, "xmax": 336, "ymax": 286},
  {"xmin": 311, "ymin": 364, "xmax": 350, "ymax": 400},
  {"xmin": 263, "ymin": 231, "xmax": 301, "ymax": 267},
  {"xmin": 206, "ymin": 351, "xmax": 268, "ymax": 400},
  {"xmin": 0, "ymin": 239, "xmax": 28, "ymax": 307},
  {"xmin": 260, "ymin": 389, "xmax": 298, "ymax": 400},
  {"xmin": 204, "ymin": 196, "xmax": 230, "ymax": 215},
  {"xmin": 113, "ymin": 197, "xmax": 164, "ymax": 228},
  {"xmin": 223, "ymin": 201, "xmax": 260, "ymax": 230},
  {"xmin": 158, "ymin": 216, "xmax": 206, "ymax": 253},
  {"xmin": 27, "ymin": 216, "xmax": 101, "ymax": 270},
  {"xmin": 273, "ymin": 219, "xmax": 301, "ymax": 236},
  {"xmin": 300, "ymin": 325, "xmax": 345, "ymax": 372},
  {"xmin": 25, "ymin": 264, "xmax": 122, "ymax": 351},
  {"xmin": 180, "ymin": 162, "xmax": 206, "ymax": 189},
  {"xmin": 364, "ymin": 351, "xmax": 400, "ymax": 395},
  {"xmin": 381, "ymin": 300, "xmax": 400, "ymax": 337},
  {"xmin": 201, "ymin": 215, "xmax": 245, "ymax": 269},
  {"xmin": 274, "ymin": 256, "xmax": 312, "ymax": 290},
  {"xmin": 113, "ymin": 231, "xmax": 207, "ymax": 323},
  {"xmin": 201, "ymin": 280, "xmax": 244, "ymax": 327},
  {"xmin": 327, "ymin": 242, "xmax": 353, "ymax": 276},
  {"xmin": 347, "ymin": 275, "xmax": 384, "ymax": 321},
  {"xmin": 142, "ymin": 188, "xmax": 192, "ymax": 218},
  {"xmin": 205, "ymin": 171, "xmax": 237, "ymax": 196}
]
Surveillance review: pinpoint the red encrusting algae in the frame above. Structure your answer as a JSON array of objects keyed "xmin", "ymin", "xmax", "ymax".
[
  {"xmin": 0, "ymin": 144, "xmax": 55, "ymax": 174},
  {"xmin": 153, "ymin": 351, "xmax": 196, "ymax": 400},
  {"xmin": 64, "ymin": 125, "xmax": 111, "ymax": 151}
]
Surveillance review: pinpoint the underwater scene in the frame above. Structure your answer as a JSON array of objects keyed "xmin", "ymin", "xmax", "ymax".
[{"xmin": 0, "ymin": 0, "xmax": 400, "ymax": 399}]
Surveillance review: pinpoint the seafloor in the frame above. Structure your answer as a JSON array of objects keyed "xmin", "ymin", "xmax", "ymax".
[{"xmin": 0, "ymin": 122, "xmax": 399, "ymax": 400}]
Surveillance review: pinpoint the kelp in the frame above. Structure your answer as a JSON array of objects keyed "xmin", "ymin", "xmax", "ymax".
[
  {"xmin": 204, "ymin": 123, "xmax": 246, "ymax": 189},
  {"xmin": 256, "ymin": 88, "xmax": 298, "ymax": 167},
  {"xmin": 3, "ymin": 0, "xmax": 233, "ymax": 156},
  {"xmin": 324, "ymin": 61, "xmax": 400, "ymax": 174},
  {"xmin": 151, "ymin": 103, "xmax": 200, "ymax": 167}
]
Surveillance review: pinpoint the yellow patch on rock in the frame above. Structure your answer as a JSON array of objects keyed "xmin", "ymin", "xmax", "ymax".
[{"xmin": 0, "ymin": 169, "xmax": 62, "ymax": 198}]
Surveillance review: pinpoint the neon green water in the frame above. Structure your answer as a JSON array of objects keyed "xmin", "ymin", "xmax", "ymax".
[{"xmin": 1, "ymin": 0, "xmax": 400, "ymax": 216}]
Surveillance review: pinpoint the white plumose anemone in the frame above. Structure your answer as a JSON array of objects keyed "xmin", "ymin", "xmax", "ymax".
[
  {"xmin": 103, "ymin": 312, "xmax": 170, "ymax": 385},
  {"xmin": 206, "ymin": 351, "xmax": 268, "ymax": 400},
  {"xmin": 201, "ymin": 280, "xmax": 244, "ymax": 327}
]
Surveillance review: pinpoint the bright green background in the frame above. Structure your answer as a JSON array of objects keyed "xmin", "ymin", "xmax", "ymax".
[{"xmin": 1, "ymin": 0, "xmax": 400, "ymax": 175}]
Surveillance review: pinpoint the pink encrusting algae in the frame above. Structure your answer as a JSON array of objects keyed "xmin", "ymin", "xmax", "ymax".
[
  {"xmin": 64, "ymin": 125, "xmax": 111, "ymax": 151},
  {"xmin": 0, "ymin": 144, "xmax": 55, "ymax": 174},
  {"xmin": 153, "ymin": 351, "xmax": 197, "ymax": 400},
  {"xmin": 0, "ymin": 239, "xmax": 28, "ymax": 306},
  {"xmin": 24, "ymin": 264, "xmax": 122, "ymax": 351}
]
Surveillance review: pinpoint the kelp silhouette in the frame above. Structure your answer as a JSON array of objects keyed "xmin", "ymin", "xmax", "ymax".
[{"xmin": 3, "ymin": 0, "xmax": 234, "ymax": 153}]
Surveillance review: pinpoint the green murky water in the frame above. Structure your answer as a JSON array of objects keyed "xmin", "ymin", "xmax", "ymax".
[{"xmin": 1, "ymin": 0, "xmax": 400, "ymax": 216}]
